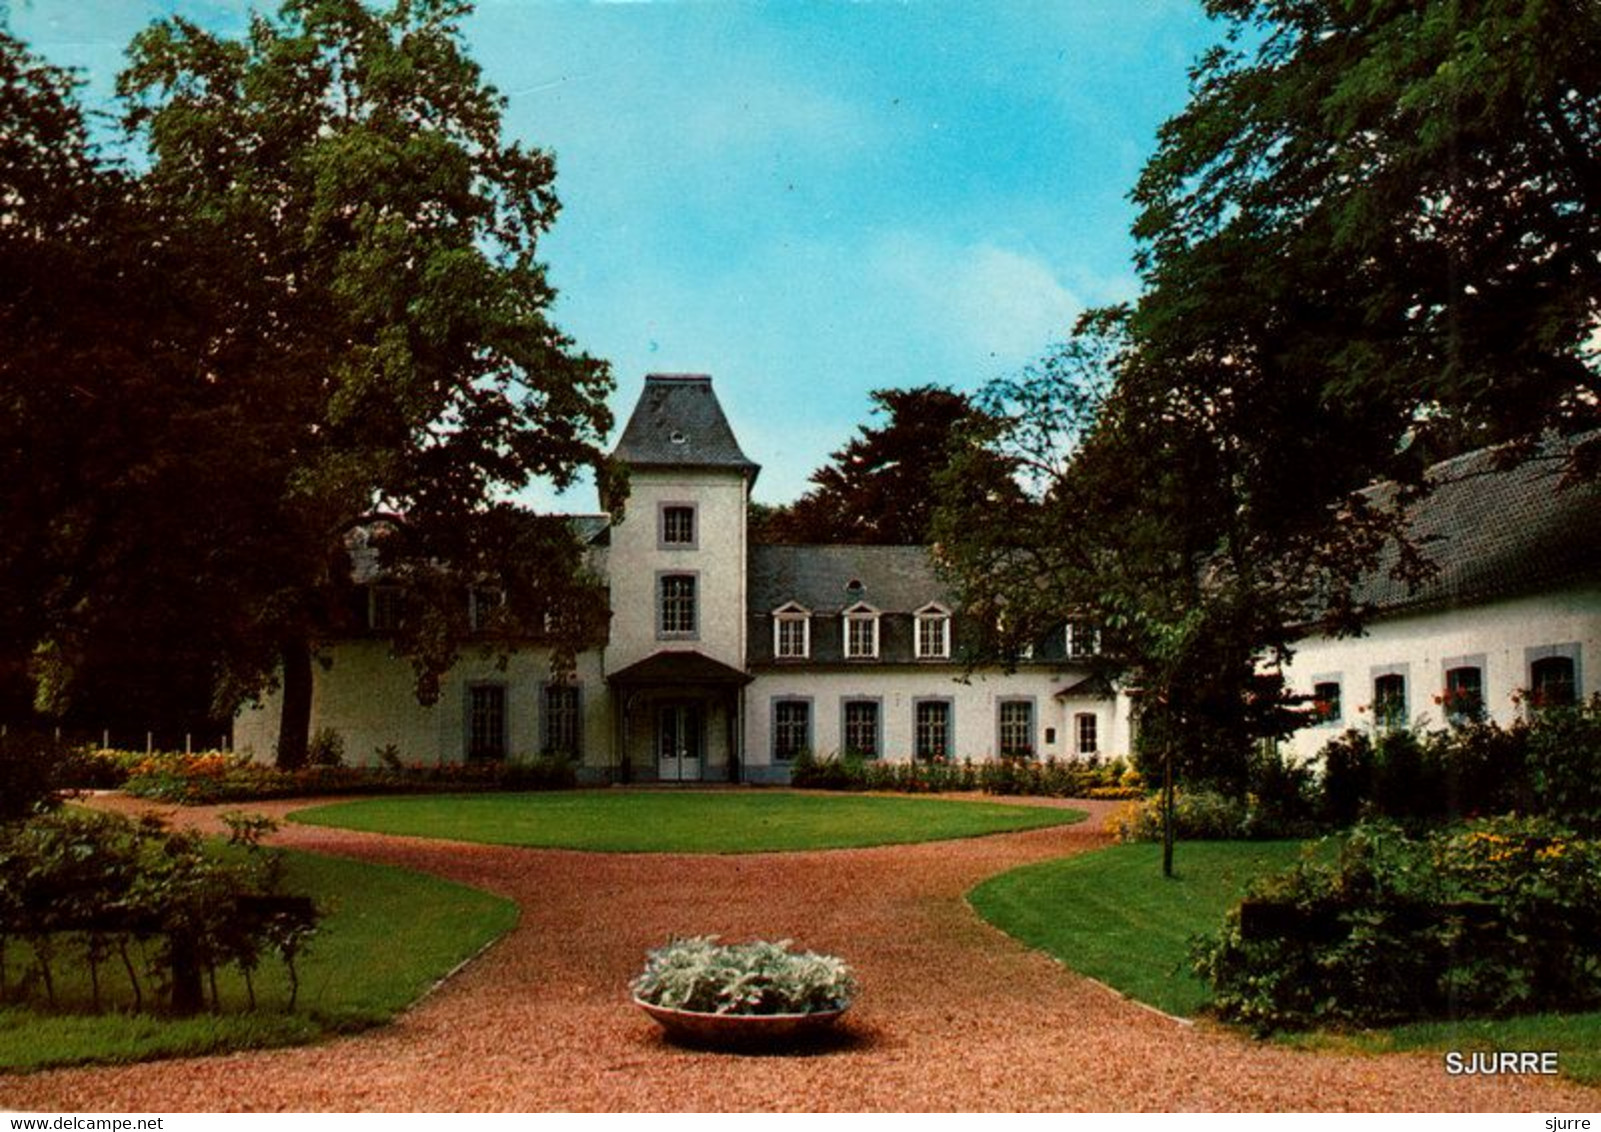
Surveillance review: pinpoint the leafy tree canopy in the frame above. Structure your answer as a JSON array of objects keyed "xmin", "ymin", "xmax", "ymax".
[
  {"xmin": 754, "ymin": 385, "xmax": 1020, "ymax": 545},
  {"xmin": 1131, "ymin": 0, "xmax": 1601, "ymax": 484},
  {"xmin": 936, "ymin": 0, "xmax": 1601, "ymax": 788},
  {"xmin": 2, "ymin": 2, "xmax": 614, "ymax": 762}
]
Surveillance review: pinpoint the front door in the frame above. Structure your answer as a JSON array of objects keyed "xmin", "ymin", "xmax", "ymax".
[{"xmin": 656, "ymin": 702, "xmax": 703, "ymax": 782}]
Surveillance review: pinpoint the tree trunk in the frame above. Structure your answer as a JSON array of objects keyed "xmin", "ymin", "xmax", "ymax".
[
  {"xmin": 1162, "ymin": 742, "xmax": 1175, "ymax": 879},
  {"xmin": 276, "ymin": 639, "xmax": 313, "ymax": 769}
]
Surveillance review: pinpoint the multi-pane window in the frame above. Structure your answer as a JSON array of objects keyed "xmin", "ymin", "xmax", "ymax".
[
  {"xmin": 773, "ymin": 700, "xmax": 810, "ymax": 761},
  {"xmin": 1065, "ymin": 621, "xmax": 1101, "ymax": 659},
  {"xmin": 774, "ymin": 609, "xmax": 810, "ymax": 658},
  {"xmin": 543, "ymin": 684, "xmax": 581, "ymax": 756},
  {"xmin": 659, "ymin": 574, "xmax": 697, "ymax": 636},
  {"xmin": 370, "ymin": 585, "xmax": 405, "ymax": 631},
  {"xmin": 1075, "ymin": 712, "xmax": 1098, "ymax": 756},
  {"xmin": 467, "ymin": 684, "xmax": 507, "ymax": 761},
  {"xmin": 1530, "ymin": 655, "xmax": 1577, "ymax": 709},
  {"xmin": 1373, "ymin": 673, "xmax": 1407, "ymax": 729},
  {"xmin": 844, "ymin": 608, "xmax": 879, "ymax": 659},
  {"xmin": 916, "ymin": 609, "xmax": 951, "ymax": 659},
  {"xmin": 998, "ymin": 700, "xmax": 1034, "ymax": 759},
  {"xmin": 469, "ymin": 586, "xmax": 504, "ymax": 632},
  {"xmin": 1312, "ymin": 680, "xmax": 1343, "ymax": 725},
  {"xmin": 915, "ymin": 700, "xmax": 952, "ymax": 761},
  {"xmin": 843, "ymin": 700, "xmax": 880, "ymax": 758},
  {"xmin": 661, "ymin": 505, "xmax": 695, "ymax": 547},
  {"xmin": 1443, "ymin": 666, "xmax": 1485, "ymax": 725}
]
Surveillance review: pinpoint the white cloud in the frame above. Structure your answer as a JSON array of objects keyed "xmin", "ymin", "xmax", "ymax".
[{"xmin": 866, "ymin": 233, "xmax": 1085, "ymax": 374}]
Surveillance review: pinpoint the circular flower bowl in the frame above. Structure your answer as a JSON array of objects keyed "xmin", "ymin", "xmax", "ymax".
[{"xmin": 634, "ymin": 997, "xmax": 851, "ymax": 1051}]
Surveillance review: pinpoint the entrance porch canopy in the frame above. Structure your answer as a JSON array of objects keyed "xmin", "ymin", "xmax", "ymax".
[
  {"xmin": 607, "ymin": 650, "xmax": 752, "ymax": 783},
  {"xmin": 606, "ymin": 650, "xmax": 753, "ymax": 689}
]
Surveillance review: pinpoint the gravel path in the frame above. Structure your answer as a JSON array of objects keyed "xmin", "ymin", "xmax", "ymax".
[{"xmin": 2, "ymin": 792, "xmax": 1597, "ymax": 1112}]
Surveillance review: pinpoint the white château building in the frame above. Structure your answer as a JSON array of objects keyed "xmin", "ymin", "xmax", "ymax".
[
  {"xmin": 236, "ymin": 376, "xmax": 1601, "ymax": 779},
  {"xmin": 1275, "ymin": 432, "xmax": 1601, "ymax": 760},
  {"xmin": 235, "ymin": 374, "xmax": 1133, "ymax": 782}
]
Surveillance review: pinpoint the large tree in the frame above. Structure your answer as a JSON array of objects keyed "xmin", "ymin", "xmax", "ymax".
[
  {"xmin": 4, "ymin": 1, "xmax": 614, "ymax": 763},
  {"xmin": 0, "ymin": 32, "xmax": 255, "ymax": 736},
  {"xmin": 934, "ymin": 320, "xmax": 1342, "ymax": 796},
  {"xmin": 940, "ymin": 0, "xmax": 1601, "ymax": 795},
  {"xmin": 755, "ymin": 385, "xmax": 1019, "ymax": 545},
  {"xmin": 115, "ymin": 0, "xmax": 615, "ymax": 765},
  {"xmin": 1130, "ymin": 0, "xmax": 1601, "ymax": 484}
]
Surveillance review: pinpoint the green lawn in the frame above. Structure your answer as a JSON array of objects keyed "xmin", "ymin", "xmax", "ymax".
[
  {"xmin": 291, "ymin": 789, "xmax": 1085, "ymax": 852},
  {"xmin": 0, "ymin": 848, "xmax": 516, "ymax": 1072},
  {"xmin": 970, "ymin": 840, "xmax": 1309, "ymax": 1017},
  {"xmin": 970, "ymin": 839, "xmax": 1601, "ymax": 1085}
]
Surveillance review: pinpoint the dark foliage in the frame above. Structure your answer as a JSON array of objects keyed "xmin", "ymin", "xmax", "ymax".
[{"xmin": 1195, "ymin": 818, "xmax": 1601, "ymax": 1032}]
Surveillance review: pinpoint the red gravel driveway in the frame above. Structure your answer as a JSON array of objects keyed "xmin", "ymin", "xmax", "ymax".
[{"xmin": 1, "ymin": 793, "xmax": 1596, "ymax": 1112}]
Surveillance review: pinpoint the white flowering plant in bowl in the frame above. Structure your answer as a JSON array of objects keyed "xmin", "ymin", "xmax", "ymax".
[{"xmin": 631, "ymin": 936, "xmax": 857, "ymax": 1020}]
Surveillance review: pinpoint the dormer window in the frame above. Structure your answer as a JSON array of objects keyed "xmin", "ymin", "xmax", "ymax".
[
  {"xmin": 843, "ymin": 603, "xmax": 879, "ymax": 659},
  {"xmin": 1065, "ymin": 621, "xmax": 1101, "ymax": 659},
  {"xmin": 773, "ymin": 603, "xmax": 811, "ymax": 659},
  {"xmin": 915, "ymin": 603, "xmax": 951, "ymax": 660}
]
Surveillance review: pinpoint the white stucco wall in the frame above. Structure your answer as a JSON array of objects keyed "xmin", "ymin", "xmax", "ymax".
[
  {"xmin": 1277, "ymin": 583, "xmax": 1601, "ymax": 761},
  {"xmin": 605, "ymin": 468, "xmax": 748, "ymax": 673},
  {"xmin": 234, "ymin": 641, "xmax": 611, "ymax": 768},
  {"xmin": 742, "ymin": 665, "xmax": 1129, "ymax": 778}
]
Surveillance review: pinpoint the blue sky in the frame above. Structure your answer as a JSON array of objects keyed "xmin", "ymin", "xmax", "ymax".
[{"xmin": 8, "ymin": 0, "xmax": 1222, "ymax": 506}]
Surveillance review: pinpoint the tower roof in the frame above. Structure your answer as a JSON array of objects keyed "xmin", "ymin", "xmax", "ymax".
[{"xmin": 612, "ymin": 374, "xmax": 760, "ymax": 482}]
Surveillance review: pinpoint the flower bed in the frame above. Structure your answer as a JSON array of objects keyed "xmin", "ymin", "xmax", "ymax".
[
  {"xmin": 789, "ymin": 750, "xmax": 1141, "ymax": 799},
  {"xmin": 70, "ymin": 748, "xmax": 577, "ymax": 804}
]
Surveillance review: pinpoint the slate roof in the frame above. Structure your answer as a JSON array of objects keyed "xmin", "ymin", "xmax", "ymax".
[
  {"xmin": 612, "ymin": 374, "xmax": 760, "ymax": 481},
  {"xmin": 1356, "ymin": 431, "xmax": 1601, "ymax": 615},
  {"xmin": 748, "ymin": 545, "xmax": 951, "ymax": 614}
]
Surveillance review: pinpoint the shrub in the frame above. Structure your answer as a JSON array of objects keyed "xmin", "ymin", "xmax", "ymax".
[
  {"xmin": 1106, "ymin": 788, "xmax": 1250, "ymax": 842},
  {"xmin": 1243, "ymin": 744, "xmax": 1320, "ymax": 837},
  {"xmin": 1194, "ymin": 817, "xmax": 1601, "ymax": 1032},
  {"xmin": 0, "ymin": 732, "xmax": 75, "ymax": 823},
  {"xmin": 630, "ymin": 936, "xmax": 856, "ymax": 1016},
  {"xmin": 306, "ymin": 728, "xmax": 346, "ymax": 769},
  {"xmin": 0, "ymin": 808, "xmax": 319, "ymax": 1014},
  {"xmin": 1526, "ymin": 696, "xmax": 1601, "ymax": 835}
]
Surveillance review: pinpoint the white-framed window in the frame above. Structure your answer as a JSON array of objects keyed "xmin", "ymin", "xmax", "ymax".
[
  {"xmin": 843, "ymin": 603, "xmax": 879, "ymax": 659},
  {"xmin": 1530, "ymin": 655, "xmax": 1577, "ymax": 709},
  {"xmin": 1373, "ymin": 671, "xmax": 1407, "ymax": 729},
  {"xmin": 773, "ymin": 699, "xmax": 811, "ymax": 761},
  {"xmin": 658, "ymin": 573, "xmax": 697, "ymax": 637},
  {"xmin": 542, "ymin": 683, "xmax": 581, "ymax": 756},
  {"xmin": 914, "ymin": 699, "xmax": 952, "ymax": 761},
  {"xmin": 998, "ymin": 699, "xmax": 1035, "ymax": 759},
  {"xmin": 915, "ymin": 604, "xmax": 951, "ymax": 659},
  {"xmin": 469, "ymin": 586, "xmax": 504, "ymax": 632},
  {"xmin": 659, "ymin": 503, "xmax": 696, "ymax": 548},
  {"xmin": 1075, "ymin": 712, "xmax": 1098, "ymax": 756},
  {"xmin": 466, "ymin": 683, "xmax": 507, "ymax": 761},
  {"xmin": 1312, "ymin": 680, "xmax": 1343, "ymax": 726},
  {"xmin": 843, "ymin": 699, "xmax": 881, "ymax": 758},
  {"xmin": 1443, "ymin": 665, "xmax": 1485, "ymax": 724},
  {"xmin": 772, "ymin": 603, "xmax": 811, "ymax": 659},
  {"xmin": 1065, "ymin": 621, "xmax": 1101, "ymax": 659}
]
